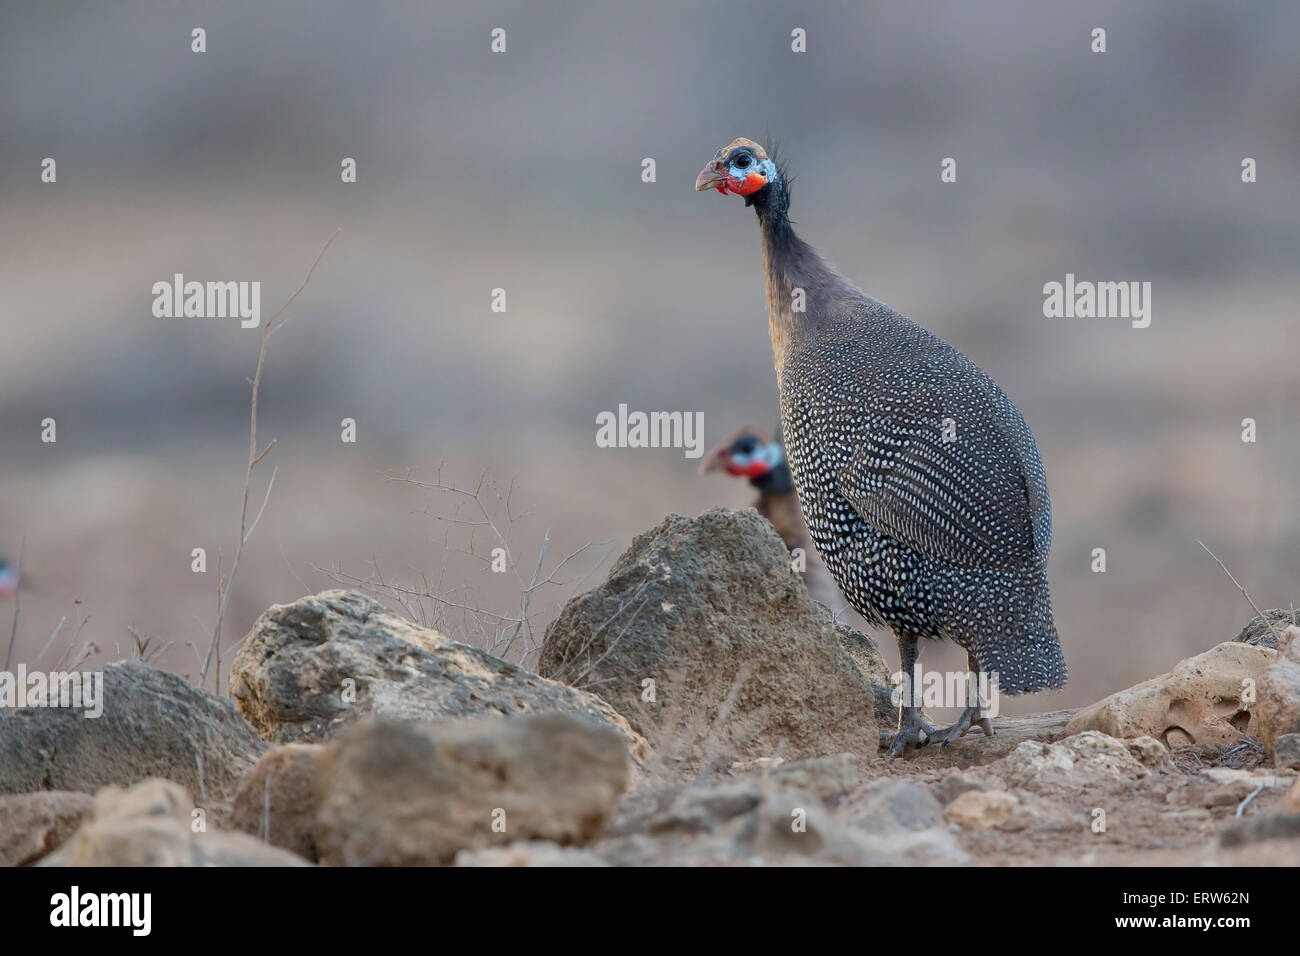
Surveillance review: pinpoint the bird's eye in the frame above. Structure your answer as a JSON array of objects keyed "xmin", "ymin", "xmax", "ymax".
[{"xmin": 734, "ymin": 155, "xmax": 752, "ymax": 169}]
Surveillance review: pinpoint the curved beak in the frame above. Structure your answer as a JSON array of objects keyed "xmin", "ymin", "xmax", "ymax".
[{"xmin": 695, "ymin": 159, "xmax": 730, "ymax": 194}]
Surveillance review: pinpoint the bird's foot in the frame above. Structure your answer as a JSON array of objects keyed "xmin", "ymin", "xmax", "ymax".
[
  {"xmin": 885, "ymin": 706, "xmax": 931, "ymax": 757},
  {"xmin": 926, "ymin": 705, "xmax": 995, "ymax": 749}
]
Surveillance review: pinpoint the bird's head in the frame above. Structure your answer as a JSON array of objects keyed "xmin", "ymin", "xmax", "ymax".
[
  {"xmin": 695, "ymin": 138, "xmax": 781, "ymax": 202},
  {"xmin": 699, "ymin": 427, "xmax": 788, "ymax": 488},
  {"xmin": 0, "ymin": 560, "xmax": 18, "ymax": 601}
]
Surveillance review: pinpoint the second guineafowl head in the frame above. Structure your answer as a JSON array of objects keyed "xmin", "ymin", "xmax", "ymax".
[
  {"xmin": 0, "ymin": 559, "xmax": 18, "ymax": 601},
  {"xmin": 699, "ymin": 427, "xmax": 791, "ymax": 493},
  {"xmin": 697, "ymin": 137, "xmax": 1068, "ymax": 756},
  {"xmin": 701, "ymin": 426, "xmax": 843, "ymax": 611}
]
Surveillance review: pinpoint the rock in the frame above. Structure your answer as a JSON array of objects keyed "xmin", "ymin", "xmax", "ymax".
[
  {"xmin": 728, "ymin": 753, "xmax": 860, "ymax": 804},
  {"xmin": 931, "ymin": 772, "xmax": 988, "ymax": 805},
  {"xmin": 835, "ymin": 625, "xmax": 898, "ymax": 728},
  {"xmin": 39, "ymin": 778, "xmax": 310, "ymax": 866},
  {"xmin": 997, "ymin": 732, "xmax": 1147, "ymax": 792},
  {"xmin": 1233, "ymin": 610, "xmax": 1299, "ymax": 649},
  {"xmin": 0, "ymin": 792, "xmax": 93, "ymax": 867},
  {"xmin": 315, "ymin": 712, "xmax": 627, "ymax": 866},
  {"xmin": 606, "ymin": 764, "xmax": 972, "ymax": 865},
  {"xmin": 611, "ymin": 779, "xmax": 769, "ymax": 837},
  {"xmin": 1066, "ymin": 642, "xmax": 1276, "ymax": 750},
  {"xmin": 944, "ymin": 789, "xmax": 1018, "ymax": 830},
  {"xmin": 228, "ymin": 589, "xmax": 650, "ymax": 768},
  {"xmin": 729, "ymin": 757, "xmax": 785, "ymax": 773},
  {"xmin": 835, "ymin": 624, "xmax": 903, "ymax": 729},
  {"xmin": 1198, "ymin": 767, "xmax": 1290, "ymax": 788},
  {"xmin": 608, "ymin": 766, "xmax": 969, "ymax": 865},
  {"xmin": 1258, "ymin": 629, "xmax": 1300, "ymax": 762},
  {"xmin": 1193, "ymin": 769, "xmax": 1291, "ymax": 809},
  {"xmin": 1273, "ymin": 734, "xmax": 1300, "ymax": 770},
  {"xmin": 603, "ymin": 779, "xmax": 919, "ymax": 866},
  {"xmin": 224, "ymin": 743, "xmax": 324, "ymax": 862},
  {"xmin": 767, "ymin": 753, "xmax": 861, "ymax": 803},
  {"xmin": 454, "ymin": 841, "xmax": 608, "ymax": 867},
  {"xmin": 0, "ymin": 661, "xmax": 264, "ymax": 807},
  {"xmin": 538, "ymin": 510, "xmax": 878, "ymax": 773},
  {"xmin": 835, "ymin": 625, "xmax": 892, "ymax": 687},
  {"xmin": 942, "ymin": 787, "xmax": 1073, "ymax": 833},
  {"xmin": 845, "ymin": 778, "xmax": 944, "ymax": 835},
  {"xmin": 872, "ymin": 828, "xmax": 971, "ymax": 865},
  {"xmin": 1127, "ymin": 736, "xmax": 1170, "ymax": 768}
]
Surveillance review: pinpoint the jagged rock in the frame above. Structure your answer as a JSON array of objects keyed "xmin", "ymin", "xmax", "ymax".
[
  {"xmin": 315, "ymin": 713, "xmax": 627, "ymax": 866},
  {"xmin": 1234, "ymin": 609, "xmax": 1299, "ymax": 649},
  {"xmin": 38, "ymin": 778, "xmax": 310, "ymax": 866},
  {"xmin": 538, "ymin": 510, "xmax": 878, "ymax": 773},
  {"xmin": 0, "ymin": 661, "xmax": 263, "ymax": 807},
  {"xmin": 944, "ymin": 789, "xmax": 1018, "ymax": 830},
  {"xmin": 1258, "ymin": 627, "xmax": 1300, "ymax": 763},
  {"xmin": 454, "ymin": 841, "xmax": 608, "ymax": 867},
  {"xmin": 224, "ymin": 743, "xmax": 324, "ymax": 862},
  {"xmin": 228, "ymin": 590, "xmax": 650, "ymax": 768},
  {"xmin": 844, "ymin": 778, "xmax": 944, "ymax": 835},
  {"xmin": 1065, "ymin": 642, "xmax": 1276, "ymax": 750},
  {"xmin": 0, "ymin": 792, "xmax": 93, "ymax": 867},
  {"xmin": 996, "ymin": 732, "xmax": 1147, "ymax": 792}
]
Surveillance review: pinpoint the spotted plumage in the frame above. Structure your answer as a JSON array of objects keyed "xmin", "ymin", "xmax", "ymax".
[{"xmin": 697, "ymin": 138, "xmax": 1067, "ymax": 753}]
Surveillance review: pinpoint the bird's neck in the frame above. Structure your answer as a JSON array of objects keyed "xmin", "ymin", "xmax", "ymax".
[
  {"xmin": 753, "ymin": 189, "xmax": 843, "ymax": 381},
  {"xmin": 750, "ymin": 463, "xmax": 794, "ymax": 496}
]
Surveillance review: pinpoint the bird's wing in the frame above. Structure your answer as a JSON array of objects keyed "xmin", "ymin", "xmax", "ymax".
[{"xmin": 835, "ymin": 363, "xmax": 1050, "ymax": 571}]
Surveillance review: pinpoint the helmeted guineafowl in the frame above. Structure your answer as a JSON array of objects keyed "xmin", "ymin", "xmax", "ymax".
[
  {"xmin": 700, "ymin": 425, "xmax": 843, "ymax": 610},
  {"xmin": 696, "ymin": 138, "xmax": 1067, "ymax": 755}
]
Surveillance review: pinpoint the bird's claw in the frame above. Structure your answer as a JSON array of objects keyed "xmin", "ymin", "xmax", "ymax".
[{"xmin": 926, "ymin": 706, "xmax": 996, "ymax": 749}]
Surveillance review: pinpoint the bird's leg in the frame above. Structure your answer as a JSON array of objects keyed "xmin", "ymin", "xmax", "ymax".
[
  {"xmin": 886, "ymin": 633, "xmax": 928, "ymax": 757},
  {"xmin": 927, "ymin": 653, "xmax": 996, "ymax": 748}
]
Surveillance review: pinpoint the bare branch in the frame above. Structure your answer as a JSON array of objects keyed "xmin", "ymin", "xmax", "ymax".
[
  {"xmin": 1197, "ymin": 540, "xmax": 1284, "ymax": 646},
  {"xmin": 201, "ymin": 230, "xmax": 337, "ymax": 691}
]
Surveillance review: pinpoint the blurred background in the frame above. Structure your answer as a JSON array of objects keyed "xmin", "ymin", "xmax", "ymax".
[{"xmin": 2, "ymin": 1, "xmax": 1297, "ymax": 712}]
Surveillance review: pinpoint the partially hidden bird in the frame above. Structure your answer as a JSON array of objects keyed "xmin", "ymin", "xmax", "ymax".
[
  {"xmin": 700, "ymin": 426, "xmax": 843, "ymax": 609},
  {"xmin": 0, "ymin": 559, "xmax": 18, "ymax": 601},
  {"xmin": 696, "ymin": 138, "xmax": 1067, "ymax": 755}
]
